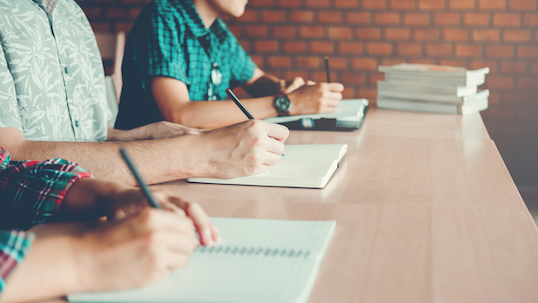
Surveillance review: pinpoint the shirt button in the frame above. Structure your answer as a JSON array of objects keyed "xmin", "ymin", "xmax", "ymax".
[
  {"xmin": 64, "ymin": 67, "xmax": 69, "ymax": 74},
  {"xmin": 75, "ymin": 120, "xmax": 79, "ymax": 127}
]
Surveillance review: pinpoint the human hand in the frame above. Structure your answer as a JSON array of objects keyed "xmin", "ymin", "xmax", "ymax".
[
  {"xmin": 75, "ymin": 208, "xmax": 199, "ymax": 291},
  {"xmin": 105, "ymin": 185, "xmax": 220, "ymax": 246},
  {"xmin": 287, "ymin": 82, "xmax": 344, "ymax": 115},
  {"xmin": 279, "ymin": 77, "xmax": 305, "ymax": 95},
  {"xmin": 195, "ymin": 119, "xmax": 289, "ymax": 178}
]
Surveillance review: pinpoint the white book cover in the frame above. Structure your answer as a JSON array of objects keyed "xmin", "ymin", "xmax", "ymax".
[
  {"xmin": 379, "ymin": 63, "xmax": 489, "ymax": 87},
  {"xmin": 265, "ymin": 99, "xmax": 368, "ymax": 124},
  {"xmin": 377, "ymin": 95, "xmax": 488, "ymax": 115},
  {"xmin": 188, "ymin": 144, "xmax": 348, "ymax": 188},
  {"xmin": 69, "ymin": 218, "xmax": 336, "ymax": 303},
  {"xmin": 378, "ymin": 89, "xmax": 489, "ymax": 104},
  {"xmin": 377, "ymin": 81, "xmax": 477, "ymax": 97}
]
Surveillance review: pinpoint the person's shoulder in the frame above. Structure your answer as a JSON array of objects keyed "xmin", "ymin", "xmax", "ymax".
[{"xmin": 151, "ymin": 0, "xmax": 186, "ymax": 24}]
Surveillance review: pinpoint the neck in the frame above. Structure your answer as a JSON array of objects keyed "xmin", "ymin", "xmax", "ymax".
[{"xmin": 193, "ymin": 0, "xmax": 219, "ymax": 28}]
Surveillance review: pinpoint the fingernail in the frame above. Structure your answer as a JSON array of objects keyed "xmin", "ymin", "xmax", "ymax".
[{"xmin": 204, "ymin": 230, "xmax": 213, "ymax": 246}]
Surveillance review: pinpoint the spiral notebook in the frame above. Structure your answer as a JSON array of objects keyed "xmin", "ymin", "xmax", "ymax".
[
  {"xmin": 68, "ymin": 218, "xmax": 336, "ymax": 303},
  {"xmin": 188, "ymin": 144, "xmax": 348, "ymax": 188}
]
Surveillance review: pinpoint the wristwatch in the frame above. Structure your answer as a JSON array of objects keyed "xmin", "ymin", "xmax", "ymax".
[{"xmin": 273, "ymin": 94, "xmax": 291, "ymax": 116}]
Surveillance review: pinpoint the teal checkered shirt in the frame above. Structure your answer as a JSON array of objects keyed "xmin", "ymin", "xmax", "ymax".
[{"xmin": 116, "ymin": 0, "xmax": 257, "ymax": 130}]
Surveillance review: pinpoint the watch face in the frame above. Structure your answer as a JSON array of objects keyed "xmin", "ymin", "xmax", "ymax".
[{"xmin": 276, "ymin": 96, "xmax": 290, "ymax": 111}]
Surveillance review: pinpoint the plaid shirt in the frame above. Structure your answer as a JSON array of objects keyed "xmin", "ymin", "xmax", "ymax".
[
  {"xmin": 0, "ymin": 147, "xmax": 91, "ymax": 293},
  {"xmin": 115, "ymin": 0, "xmax": 257, "ymax": 130}
]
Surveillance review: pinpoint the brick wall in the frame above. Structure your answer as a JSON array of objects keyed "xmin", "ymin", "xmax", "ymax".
[{"xmin": 78, "ymin": 0, "xmax": 538, "ymax": 185}]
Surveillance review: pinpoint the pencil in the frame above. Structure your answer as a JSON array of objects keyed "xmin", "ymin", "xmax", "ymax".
[
  {"xmin": 119, "ymin": 147, "xmax": 162, "ymax": 209},
  {"xmin": 226, "ymin": 88, "xmax": 255, "ymax": 120},
  {"xmin": 324, "ymin": 56, "xmax": 331, "ymax": 83}
]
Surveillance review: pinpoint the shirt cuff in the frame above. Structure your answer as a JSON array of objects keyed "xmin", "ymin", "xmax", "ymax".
[{"xmin": 0, "ymin": 230, "xmax": 34, "ymax": 293}]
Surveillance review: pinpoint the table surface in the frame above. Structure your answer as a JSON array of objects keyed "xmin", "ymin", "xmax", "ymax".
[{"xmin": 155, "ymin": 107, "xmax": 538, "ymax": 303}]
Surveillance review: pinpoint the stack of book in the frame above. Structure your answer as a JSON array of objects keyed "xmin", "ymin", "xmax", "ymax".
[{"xmin": 376, "ymin": 63, "xmax": 490, "ymax": 115}]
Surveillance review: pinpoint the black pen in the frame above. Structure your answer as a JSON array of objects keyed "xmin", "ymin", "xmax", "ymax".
[
  {"xmin": 119, "ymin": 147, "xmax": 162, "ymax": 209},
  {"xmin": 324, "ymin": 56, "xmax": 331, "ymax": 83},
  {"xmin": 226, "ymin": 88, "xmax": 254, "ymax": 120}
]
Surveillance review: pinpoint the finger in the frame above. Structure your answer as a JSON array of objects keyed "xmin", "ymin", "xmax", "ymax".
[
  {"xmin": 165, "ymin": 230, "xmax": 199, "ymax": 254},
  {"xmin": 159, "ymin": 200, "xmax": 187, "ymax": 216},
  {"xmin": 322, "ymin": 95, "xmax": 341, "ymax": 107},
  {"xmin": 262, "ymin": 151, "xmax": 282, "ymax": 166},
  {"xmin": 211, "ymin": 224, "xmax": 222, "ymax": 243},
  {"xmin": 181, "ymin": 202, "xmax": 215, "ymax": 246},
  {"xmin": 264, "ymin": 136, "xmax": 285, "ymax": 155},
  {"xmin": 263, "ymin": 122, "xmax": 289, "ymax": 142},
  {"xmin": 325, "ymin": 82, "xmax": 344, "ymax": 92},
  {"xmin": 306, "ymin": 80, "xmax": 316, "ymax": 85}
]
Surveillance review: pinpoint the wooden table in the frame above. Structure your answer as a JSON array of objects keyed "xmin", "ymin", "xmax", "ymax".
[{"xmin": 156, "ymin": 108, "xmax": 538, "ymax": 303}]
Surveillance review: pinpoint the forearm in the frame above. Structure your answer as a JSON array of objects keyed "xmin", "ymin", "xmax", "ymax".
[
  {"xmin": 9, "ymin": 137, "xmax": 206, "ymax": 186},
  {"xmin": 243, "ymin": 74, "xmax": 282, "ymax": 98},
  {"xmin": 170, "ymin": 97, "xmax": 277, "ymax": 129}
]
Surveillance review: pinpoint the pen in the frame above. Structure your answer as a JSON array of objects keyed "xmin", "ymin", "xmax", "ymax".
[
  {"xmin": 324, "ymin": 56, "xmax": 331, "ymax": 83},
  {"xmin": 119, "ymin": 147, "xmax": 162, "ymax": 209},
  {"xmin": 226, "ymin": 88, "xmax": 255, "ymax": 120}
]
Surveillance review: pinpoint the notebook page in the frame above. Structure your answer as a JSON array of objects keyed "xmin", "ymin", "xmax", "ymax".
[{"xmin": 69, "ymin": 218, "xmax": 336, "ymax": 303}]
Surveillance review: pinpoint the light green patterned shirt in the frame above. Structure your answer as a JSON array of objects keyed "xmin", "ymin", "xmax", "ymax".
[{"xmin": 0, "ymin": 0, "xmax": 110, "ymax": 142}]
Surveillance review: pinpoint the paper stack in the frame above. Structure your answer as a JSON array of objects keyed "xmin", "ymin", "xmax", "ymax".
[{"xmin": 376, "ymin": 63, "xmax": 490, "ymax": 115}]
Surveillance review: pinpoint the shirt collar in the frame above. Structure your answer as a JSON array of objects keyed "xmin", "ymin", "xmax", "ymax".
[
  {"xmin": 173, "ymin": 0, "xmax": 227, "ymax": 39},
  {"xmin": 32, "ymin": 0, "xmax": 59, "ymax": 14}
]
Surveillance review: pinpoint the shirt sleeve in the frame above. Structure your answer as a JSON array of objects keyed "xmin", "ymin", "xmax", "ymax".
[
  {"xmin": 143, "ymin": 8, "xmax": 190, "ymax": 85},
  {"xmin": 0, "ymin": 43, "xmax": 23, "ymax": 130},
  {"xmin": 227, "ymin": 31, "xmax": 257, "ymax": 86},
  {"xmin": 0, "ymin": 148, "xmax": 92, "ymax": 231},
  {"xmin": 0, "ymin": 230, "xmax": 33, "ymax": 294}
]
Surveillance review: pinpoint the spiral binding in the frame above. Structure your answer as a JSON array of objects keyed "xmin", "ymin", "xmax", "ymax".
[{"xmin": 195, "ymin": 245, "xmax": 311, "ymax": 258}]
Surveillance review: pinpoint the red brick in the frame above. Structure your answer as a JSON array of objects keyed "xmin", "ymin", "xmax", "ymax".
[
  {"xmin": 415, "ymin": 28, "xmax": 440, "ymax": 41},
  {"xmin": 385, "ymin": 28, "xmax": 410, "ymax": 40},
  {"xmin": 524, "ymin": 14, "xmax": 538, "ymax": 26},
  {"xmin": 397, "ymin": 43, "xmax": 422, "ymax": 56},
  {"xmin": 486, "ymin": 45, "xmax": 514, "ymax": 58},
  {"xmin": 291, "ymin": 11, "xmax": 314, "ymax": 23},
  {"xmin": 473, "ymin": 29, "xmax": 500, "ymax": 42},
  {"xmin": 319, "ymin": 12, "xmax": 343, "ymax": 23},
  {"xmin": 426, "ymin": 44, "xmax": 453, "ymax": 56},
  {"xmin": 105, "ymin": 8, "xmax": 125, "ymax": 19},
  {"xmin": 247, "ymin": 25, "xmax": 268, "ymax": 37},
  {"xmin": 518, "ymin": 46, "xmax": 538, "ymax": 58},
  {"xmin": 335, "ymin": 0, "xmax": 360, "ymax": 8},
  {"xmin": 328, "ymin": 27, "xmax": 352, "ymax": 39},
  {"xmin": 263, "ymin": 11, "xmax": 286, "ymax": 23},
  {"xmin": 238, "ymin": 40, "xmax": 251, "ymax": 51},
  {"xmin": 487, "ymin": 76, "xmax": 514, "ymax": 89},
  {"xmin": 479, "ymin": 0, "xmax": 505, "ymax": 9},
  {"xmin": 391, "ymin": 0, "xmax": 415, "ymax": 9},
  {"xmin": 129, "ymin": 8, "xmax": 142, "ymax": 19},
  {"xmin": 449, "ymin": 0, "xmax": 475, "ymax": 9},
  {"xmin": 255, "ymin": 40, "xmax": 279, "ymax": 52},
  {"xmin": 273, "ymin": 26, "xmax": 296, "ymax": 38},
  {"xmin": 277, "ymin": 0, "xmax": 302, "ymax": 6},
  {"xmin": 503, "ymin": 92, "xmax": 531, "ymax": 105},
  {"xmin": 283, "ymin": 41, "xmax": 306, "ymax": 53},
  {"xmin": 297, "ymin": 56, "xmax": 321, "ymax": 68},
  {"xmin": 356, "ymin": 28, "xmax": 381, "ymax": 39},
  {"xmin": 487, "ymin": 92, "xmax": 500, "ymax": 104},
  {"xmin": 353, "ymin": 58, "xmax": 378, "ymax": 70},
  {"xmin": 469, "ymin": 60, "xmax": 496, "ymax": 72},
  {"xmin": 363, "ymin": 0, "xmax": 387, "ymax": 9},
  {"xmin": 510, "ymin": 0, "xmax": 536, "ymax": 10},
  {"xmin": 227, "ymin": 25, "xmax": 241, "ymax": 37},
  {"xmin": 419, "ymin": 0, "xmax": 445, "ymax": 10},
  {"xmin": 434, "ymin": 13, "xmax": 460, "ymax": 25},
  {"xmin": 284, "ymin": 71, "xmax": 309, "ymax": 80},
  {"xmin": 114, "ymin": 22, "xmax": 133, "ymax": 33},
  {"xmin": 341, "ymin": 72, "xmax": 366, "ymax": 85},
  {"xmin": 464, "ymin": 13, "xmax": 490, "ymax": 26},
  {"xmin": 339, "ymin": 42, "xmax": 364, "ymax": 54},
  {"xmin": 251, "ymin": 56, "xmax": 264, "ymax": 66},
  {"xmin": 342, "ymin": 88, "xmax": 357, "ymax": 99},
  {"xmin": 82, "ymin": 7, "xmax": 101, "ymax": 18},
  {"xmin": 439, "ymin": 59, "xmax": 466, "ymax": 67},
  {"xmin": 312, "ymin": 71, "xmax": 336, "ymax": 82},
  {"xmin": 533, "ymin": 63, "xmax": 538, "ymax": 74},
  {"xmin": 250, "ymin": 0, "xmax": 274, "ymax": 6},
  {"xmin": 369, "ymin": 72, "xmax": 385, "ymax": 85},
  {"xmin": 359, "ymin": 88, "xmax": 377, "ymax": 100},
  {"xmin": 268, "ymin": 56, "xmax": 291, "ymax": 68},
  {"xmin": 500, "ymin": 61, "xmax": 528, "ymax": 73},
  {"xmin": 404, "ymin": 13, "xmax": 430, "ymax": 25},
  {"xmin": 238, "ymin": 10, "xmax": 259, "ymax": 22},
  {"xmin": 375, "ymin": 13, "xmax": 400, "ymax": 24},
  {"xmin": 347, "ymin": 12, "xmax": 372, "ymax": 24},
  {"xmin": 488, "ymin": 107, "xmax": 515, "ymax": 119},
  {"xmin": 328, "ymin": 58, "xmax": 349, "ymax": 70},
  {"xmin": 493, "ymin": 14, "xmax": 521, "ymax": 27},
  {"xmin": 518, "ymin": 77, "xmax": 538, "ymax": 89},
  {"xmin": 310, "ymin": 41, "xmax": 335, "ymax": 53},
  {"xmin": 300, "ymin": 26, "xmax": 324, "ymax": 38},
  {"xmin": 455, "ymin": 45, "xmax": 482, "ymax": 57},
  {"xmin": 90, "ymin": 22, "xmax": 110, "ymax": 32},
  {"xmin": 503, "ymin": 30, "xmax": 531, "ymax": 42},
  {"xmin": 444, "ymin": 28, "xmax": 469, "ymax": 41},
  {"xmin": 381, "ymin": 59, "xmax": 407, "ymax": 66},
  {"xmin": 306, "ymin": 0, "xmax": 330, "ymax": 7},
  {"xmin": 367, "ymin": 43, "xmax": 393, "ymax": 55}
]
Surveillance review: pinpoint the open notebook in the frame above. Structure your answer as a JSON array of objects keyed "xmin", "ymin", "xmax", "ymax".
[
  {"xmin": 69, "ymin": 218, "xmax": 336, "ymax": 303},
  {"xmin": 188, "ymin": 144, "xmax": 348, "ymax": 188},
  {"xmin": 265, "ymin": 99, "xmax": 368, "ymax": 131}
]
